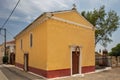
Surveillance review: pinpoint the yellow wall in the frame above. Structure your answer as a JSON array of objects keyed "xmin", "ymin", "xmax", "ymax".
[
  {"xmin": 53, "ymin": 10, "xmax": 93, "ymax": 27},
  {"xmin": 15, "ymin": 20, "xmax": 47, "ymax": 70},
  {"xmin": 47, "ymin": 12, "xmax": 95, "ymax": 70},
  {"xmin": 15, "ymin": 10, "xmax": 95, "ymax": 71}
]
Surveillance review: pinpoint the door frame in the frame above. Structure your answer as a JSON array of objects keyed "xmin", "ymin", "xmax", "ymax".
[
  {"xmin": 70, "ymin": 45, "xmax": 82, "ymax": 76},
  {"xmin": 24, "ymin": 53, "xmax": 29, "ymax": 71}
]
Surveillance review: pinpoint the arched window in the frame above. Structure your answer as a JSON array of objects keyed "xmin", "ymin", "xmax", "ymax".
[
  {"xmin": 20, "ymin": 39, "xmax": 22, "ymax": 49},
  {"xmin": 30, "ymin": 33, "xmax": 33, "ymax": 47}
]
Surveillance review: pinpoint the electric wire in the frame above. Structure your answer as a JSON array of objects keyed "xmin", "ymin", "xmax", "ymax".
[{"xmin": 0, "ymin": 0, "xmax": 20, "ymax": 28}]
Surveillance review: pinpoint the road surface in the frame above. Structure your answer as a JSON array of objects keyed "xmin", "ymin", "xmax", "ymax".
[{"xmin": 0, "ymin": 65, "xmax": 44, "ymax": 80}]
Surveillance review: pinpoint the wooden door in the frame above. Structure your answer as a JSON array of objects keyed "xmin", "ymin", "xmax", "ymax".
[
  {"xmin": 10, "ymin": 53, "xmax": 15, "ymax": 65},
  {"xmin": 72, "ymin": 51, "xmax": 80, "ymax": 74},
  {"xmin": 24, "ymin": 53, "xmax": 29, "ymax": 71}
]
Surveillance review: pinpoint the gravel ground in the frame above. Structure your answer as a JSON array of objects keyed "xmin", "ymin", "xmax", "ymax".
[{"xmin": 54, "ymin": 67, "xmax": 120, "ymax": 80}]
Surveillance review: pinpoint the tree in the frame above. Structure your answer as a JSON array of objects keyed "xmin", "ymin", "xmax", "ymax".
[
  {"xmin": 81, "ymin": 6, "xmax": 120, "ymax": 48},
  {"xmin": 109, "ymin": 43, "xmax": 120, "ymax": 66}
]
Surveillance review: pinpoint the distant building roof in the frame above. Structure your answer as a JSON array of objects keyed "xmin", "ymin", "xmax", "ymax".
[
  {"xmin": 6, "ymin": 40, "xmax": 15, "ymax": 44},
  {"xmin": 0, "ymin": 40, "xmax": 15, "ymax": 45}
]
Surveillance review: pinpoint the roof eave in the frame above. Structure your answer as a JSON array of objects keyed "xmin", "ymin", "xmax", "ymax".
[{"xmin": 14, "ymin": 12, "xmax": 48, "ymax": 39}]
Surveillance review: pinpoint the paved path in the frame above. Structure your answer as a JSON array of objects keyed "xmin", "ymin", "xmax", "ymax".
[
  {"xmin": 0, "ymin": 70, "xmax": 8, "ymax": 80},
  {"xmin": 0, "ymin": 65, "xmax": 44, "ymax": 80},
  {"xmin": 54, "ymin": 67, "xmax": 120, "ymax": 80},
  {"xmin": 0, "ymin": 65, "xmax": 120, "ymax": 80}
]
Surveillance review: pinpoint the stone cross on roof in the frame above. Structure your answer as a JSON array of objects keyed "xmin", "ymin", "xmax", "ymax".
[{"xmin": 72, "ymin": 4, "xmax": 76, "ymax": 10}]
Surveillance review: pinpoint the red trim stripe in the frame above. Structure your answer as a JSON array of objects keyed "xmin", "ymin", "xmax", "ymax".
[
  {"xmin": 47, "ymin": 69, "xmax": 70, "ymax": 78},
  {"xmin": 29, "ymin": 66, "xmax": 47, "ymax": 77},
  {"xmin": 82, "ymin": 66, "xmax": 95, "ymax": 73},
  {"xmin": 15, "ymin": 63, "xmax": 70, "ymax": 78},
  {"xmin": 16, "ymin": 63, "xmax": 95, "ymax": 78},
  {"xmin": 15, "ymin": 62, "xmax": 23, "ymax": 69}
]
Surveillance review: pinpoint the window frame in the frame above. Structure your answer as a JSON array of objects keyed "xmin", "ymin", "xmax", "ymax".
[
  {"xmin": 20, "ymin": 39, "xmax": 23, "ymax": 49},
  {"xmin": 30, "ymin": 33, "xmax": 33, "ymax": 48}
]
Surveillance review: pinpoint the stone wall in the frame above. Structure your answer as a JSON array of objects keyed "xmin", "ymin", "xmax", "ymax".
[{"xmin": 111, "ymin": 56, "xmax": 120, "ymax": 67}]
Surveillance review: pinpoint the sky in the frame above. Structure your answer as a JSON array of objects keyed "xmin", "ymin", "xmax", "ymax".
[{"xmin": 0, "ymin": 0, "xmax": 120, "ymax": 52}]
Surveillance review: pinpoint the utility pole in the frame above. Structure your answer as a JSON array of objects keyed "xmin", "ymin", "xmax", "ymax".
[
  {"xmin": 4, "ymin": 28, "xmax": 6, "ymax": 56},
  {"xmin": 0, "ymin": 28, "xmax": 6, "ymax": 56}
]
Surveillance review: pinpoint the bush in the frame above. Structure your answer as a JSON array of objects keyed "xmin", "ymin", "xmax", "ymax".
[{"xmin": 2, "ymin": 56, "xmax": 8, "ymax": 64}]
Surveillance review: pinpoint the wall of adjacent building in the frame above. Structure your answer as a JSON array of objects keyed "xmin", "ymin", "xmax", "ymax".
[{"xmin": 0, "ymin": 45, "xmax": 3, "ymax": 64}]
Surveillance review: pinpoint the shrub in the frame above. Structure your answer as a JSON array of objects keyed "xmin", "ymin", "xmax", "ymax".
[{"xmin": 2, "ymin": 56, "xmax": 8, "ymax": 64}]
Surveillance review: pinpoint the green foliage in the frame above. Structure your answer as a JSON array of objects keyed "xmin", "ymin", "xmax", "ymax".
[
  {"xmin": 2, "ymin": 55, "xmax": 8, "ymax": 64},
  {"xmin": 81, "ymin": 5, "xmax": 120, "ymax": 48},
  {"xmin": 109, "ymin": 44, "xmax": 120, "ymax": 57}
]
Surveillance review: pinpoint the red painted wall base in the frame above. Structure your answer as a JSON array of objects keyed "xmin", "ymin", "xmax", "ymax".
[
  {"xmin": 82, "ymin": 66, "xmax": 95, "ymax": 73},
  {"xmin": 15, "ymin": 63, "xmax": 95, "ymax": 78},
  {"xmin": 15, "ymin": 63, "xmax": 23, "ymax": 69}
]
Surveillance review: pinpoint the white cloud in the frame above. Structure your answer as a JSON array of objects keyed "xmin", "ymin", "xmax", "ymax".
[
  {"xmin": 53, "ymin": 0, "xmax": 69, "ymax": 8},
  {"xmin": 10, "ymin": 16, "xmax": 31, "ymax": 23},
  {"xmin": 0, "ymin": 13, "xmax": 9, "ymax": 19},
  {"xmin": 1, "ymin": 0, "xmax": 119, "ymax": 23},
  {"xmin": 0, "ymin": 0, "xmax": 75, "ymax": 23},
  {"xmin": 88, "ymin": 0, "xmax": 120, "ymax": 9}
]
